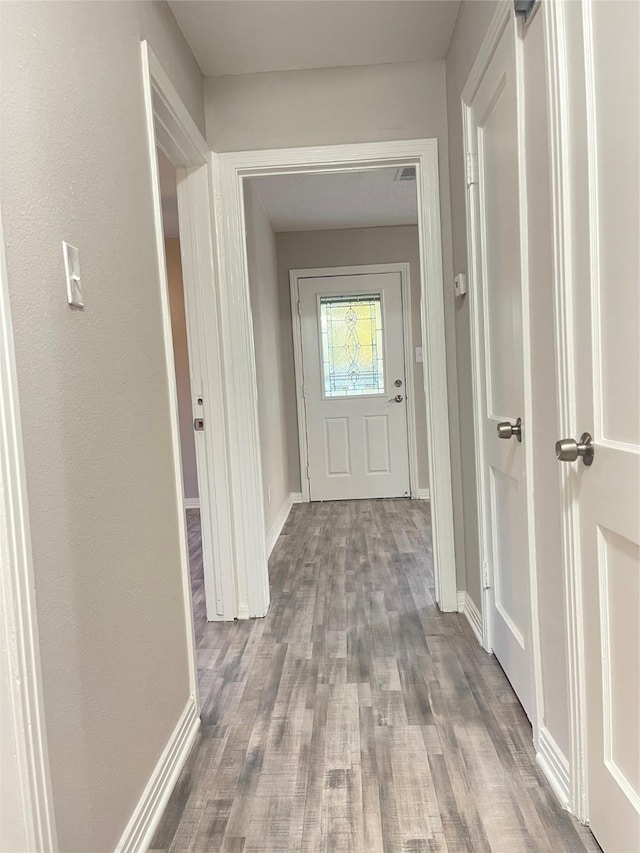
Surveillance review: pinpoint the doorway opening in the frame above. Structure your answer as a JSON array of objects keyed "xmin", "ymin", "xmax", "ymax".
[
  {"xmin": 156, "ymin": 149, "xmax": 206, "ymax": 627},
  {"xmin": 243, "ymin": 168, "xmax": 430, "ymax": 515},
  {"xmin": 215, "ymin": 140, "xmax": 457, "ymax": 613}
]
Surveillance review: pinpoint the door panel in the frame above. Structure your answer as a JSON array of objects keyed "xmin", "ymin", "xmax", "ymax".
[
  {"xmin": 299, "ymin": 272, "xmax": 410, "ymax": 501},
  {"xmin": 470, "ymin": 17, "xmax": 533, "ymax": 717},
  {"xmin": 324, "ymin": 418, "xmax": 350, "ymax": 476},
  {"xmin": 583, "ymin": 3, "xmax": 640, "ymax": 841},
  {"xmin": 363, "ymin": 415, "xmax": 391, "ymax": 474},
  {"xmin": 562, "ymin": 1, "xmax": 640, "ymax": 848}
]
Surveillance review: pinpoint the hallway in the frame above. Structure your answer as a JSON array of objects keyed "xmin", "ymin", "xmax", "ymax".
[{"xmin": 151, "ymin": 501, "xmax": 598, "ymax": 852}]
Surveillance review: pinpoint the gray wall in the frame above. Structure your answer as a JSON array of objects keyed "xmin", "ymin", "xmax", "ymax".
[
  {"xmin": 0, "ymin": 2, "xmax": 203, "ymax": 849},
  {"xmin": 207, "ymin": 58, "xmax": 468, "ymax": 591},
  {"xmin": 445, "ymin": 0, "xmax": 499, "ymax": 608},
  {"xmin": 166, "ymin": 238, "xmax": 199, "ymax": 502},
  {"xmin": 244, "ymin": 182, "xmax": 292, "ymax": 534},
  {"xmin": 275, "ymin": 226, "xmax": 430, "ymax": 494}
]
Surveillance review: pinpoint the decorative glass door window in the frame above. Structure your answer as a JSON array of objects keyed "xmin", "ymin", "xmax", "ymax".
[{"xmin": 319, "ymin": 293, "xmax": 385, "ymax": 397}]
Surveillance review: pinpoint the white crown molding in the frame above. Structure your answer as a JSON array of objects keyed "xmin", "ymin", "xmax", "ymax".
[{"xmin": 115, "ymin": 698, "xmax": 200, "ymax": 853}]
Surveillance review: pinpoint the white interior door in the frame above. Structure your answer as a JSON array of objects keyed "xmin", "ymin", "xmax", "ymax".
[
  {"xmin": 469, "ymin": 18, "xmax": 533, "ymax": 718},
  {"xmin": 563, "ymin": 2, "xmax": 640, "ymax": 848},
  {"xmin": 298, "ymin": 271, "xmax": 410, "ymax": 501}
]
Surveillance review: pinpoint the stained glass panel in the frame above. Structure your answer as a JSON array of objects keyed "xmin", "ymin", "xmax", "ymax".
[{"xmin": 319, "ymin": 294, "xmax": 385, "ymax": 397}]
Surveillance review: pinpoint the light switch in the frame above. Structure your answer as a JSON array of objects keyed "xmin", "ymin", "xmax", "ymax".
[
  {"xmin": 415, "ymin": 346, "xmax": 423, "ymax": 363},
  {"xmin": 62, "ymin": 241, "xmax": 83, "ymax": 307}
]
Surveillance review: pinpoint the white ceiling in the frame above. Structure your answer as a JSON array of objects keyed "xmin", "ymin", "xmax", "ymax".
[
  {"xmin": 169, "ymin": 1, "xmax": 461, "ymax": 77},
  {"xmin": 247, "ymin": 168, "xmax": 418, "ymax": 232}
]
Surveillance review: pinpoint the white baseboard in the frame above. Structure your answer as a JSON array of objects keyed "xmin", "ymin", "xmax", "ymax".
[
  {"xmin": 266, "ymin": 492, "xmax": 299, "ymax": 557},
  {"xmin": 416, "ymin": 488, "xmax": 430, "ymax": 500},
  {"xmin": 536, "ymin": 726, "xmax": 571, "ymax": 810},
  {"xmin": 183, "ymin": 497, "xmax": 200, "ymax": 510},
  {"xmin": 115, "ymin": 697, "xmax": 200, "ymax": 853},
  {"xmin": 457, "ymin": 590, "xmax": 483, "ymax": 646}
]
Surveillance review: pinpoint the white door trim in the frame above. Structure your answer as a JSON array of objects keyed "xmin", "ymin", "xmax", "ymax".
[
  {"xmin": 216, "ymin": 139, "xmax": 458, "ymax": 613},
  {"xmin": 0, "ymin": 212, "xmax": 58, "ymax": 849},
  {"xmin": 461, "ymin": 1, "xmax": 543, "ymax": 737},
  {"xmin": 142, "ymin": 43, "xmax": 237, "ymax": 666},
  {"xmin": 462, "ymin": 0, "xmax": 514, "ymax": 656},
  {"xmin": 290, "ymin": 263, "xmax": 420, "ymax": 502},
  {"xmin": 542, "ymin": 0, "xmax": 588, "ymax": 823}
]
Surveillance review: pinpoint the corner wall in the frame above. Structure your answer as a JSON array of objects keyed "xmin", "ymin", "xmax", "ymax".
[
  {"xmin": 0, "ymin": 3, "xmax": 204, "ymax": 849},
  {"xmin": 243, "ymin": 183, "xmax": 293, "ymax": 535}
]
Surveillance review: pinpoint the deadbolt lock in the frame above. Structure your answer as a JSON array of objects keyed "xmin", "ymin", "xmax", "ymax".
[{"xmin": 395, "ymin": 379, "xmax": 403, "ymax": 387}]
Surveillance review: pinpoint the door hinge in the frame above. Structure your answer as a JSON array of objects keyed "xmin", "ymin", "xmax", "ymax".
[
  {"xmin": 297, "ymin": 300, "xmax": 301, "ymax": 316},
  {"xmin": 466, "ymin": 151, "xmax": 478, "ymax": 187},
  {"xmin": 306, "ymin": 464, "xmax": 310, "ymax": 480},
  {"xmin": 482, "ymin": 561, "xmax": 491, "ymax": 590}
]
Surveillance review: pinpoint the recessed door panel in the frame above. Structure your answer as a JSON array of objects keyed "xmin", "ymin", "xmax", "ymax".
[
  {"xmin": 490, "ymin": 467, "xmax": 526, "ymax": 649},
  {"xmin": 480, "ymin": 80, "xmax": 523, "ymax": 420},
  {"xmin": 364, "ymin": 415, "xmax": 391, "ymax": 474},
  {"xmin": 324, "ymin": 418, "xmax": 350, "ymax": 476},
  {"xmin": 597, "ymin": 528, "xmax": 640, "ymax": 804}
]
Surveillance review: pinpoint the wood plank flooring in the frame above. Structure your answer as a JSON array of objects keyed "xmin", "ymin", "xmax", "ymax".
[{"xmin": 150, "ymin": 500, "xmax": 599, "ymax": 852}]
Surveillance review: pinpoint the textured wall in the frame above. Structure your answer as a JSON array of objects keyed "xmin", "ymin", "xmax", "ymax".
[
  {"xmin": 165, "ymin": 238, "xmax": 199, "ymax": 502},
  {"xmin": 206, "ymin": 58, "xmax": 467, "ymax": 590},
  {"xmin": 275, "ymin": 226, "xmax": 430, "ymax": 494},
  {"xmin": 244, "ymin": 183, "xmax": 292, "ymax": 534},
  {"xmin": 0, "ymin": 2, "xmax": 203, "ymax": 849}
]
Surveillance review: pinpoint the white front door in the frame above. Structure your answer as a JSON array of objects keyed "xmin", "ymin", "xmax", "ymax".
[
  {"xmin": 561, "ymin": 2, "xmax": 640, "ymax": 848},
  {"xmin": 468, "ymin": 17, "xmax": 533, "ymax": 718},
  {"xmin": 297, "ymin": 271, "xmax": 410, "ymax": 501}
]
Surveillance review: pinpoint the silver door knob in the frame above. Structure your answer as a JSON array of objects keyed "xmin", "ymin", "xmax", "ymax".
[
  {"xmin": 389, "ymin": 394, "xmax": 403, "ymax": 403},
  {"xmin": 555, "ymin": 432, "xmax": 594, "ymax": 466},
  {"xmin": 497, "ymin": 417, "xmax": 522, "ymax": 442}
]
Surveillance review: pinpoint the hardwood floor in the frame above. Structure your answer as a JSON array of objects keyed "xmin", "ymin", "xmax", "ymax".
[{"xmin": 151, "ymin": 500, "xmax": 599, "ymax": 852}]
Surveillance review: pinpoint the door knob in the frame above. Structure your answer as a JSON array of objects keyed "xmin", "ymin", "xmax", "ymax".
[
  {"xmin": 555, "ymin": 432, "xmax": 594, "ymax": 466},
  {"xmin": 390, "ymin": 394, "xmax": 403, "ymax": 403},
  {"xmin": 497, "ymin": 417, "xmax": 522, "ymax": 442}
]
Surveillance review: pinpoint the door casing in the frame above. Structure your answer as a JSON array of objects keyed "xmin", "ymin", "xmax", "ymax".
[
  {"xmin": 142, "ymin": 44, "xmax": 238, "ymax": 647},
  {"xmin": 216, "ymin": 139, "xmax": 458, "ymax": 613},
  {"xmin": 290, "ymin": 263, "xmax": 421, "ymax": 503}
]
